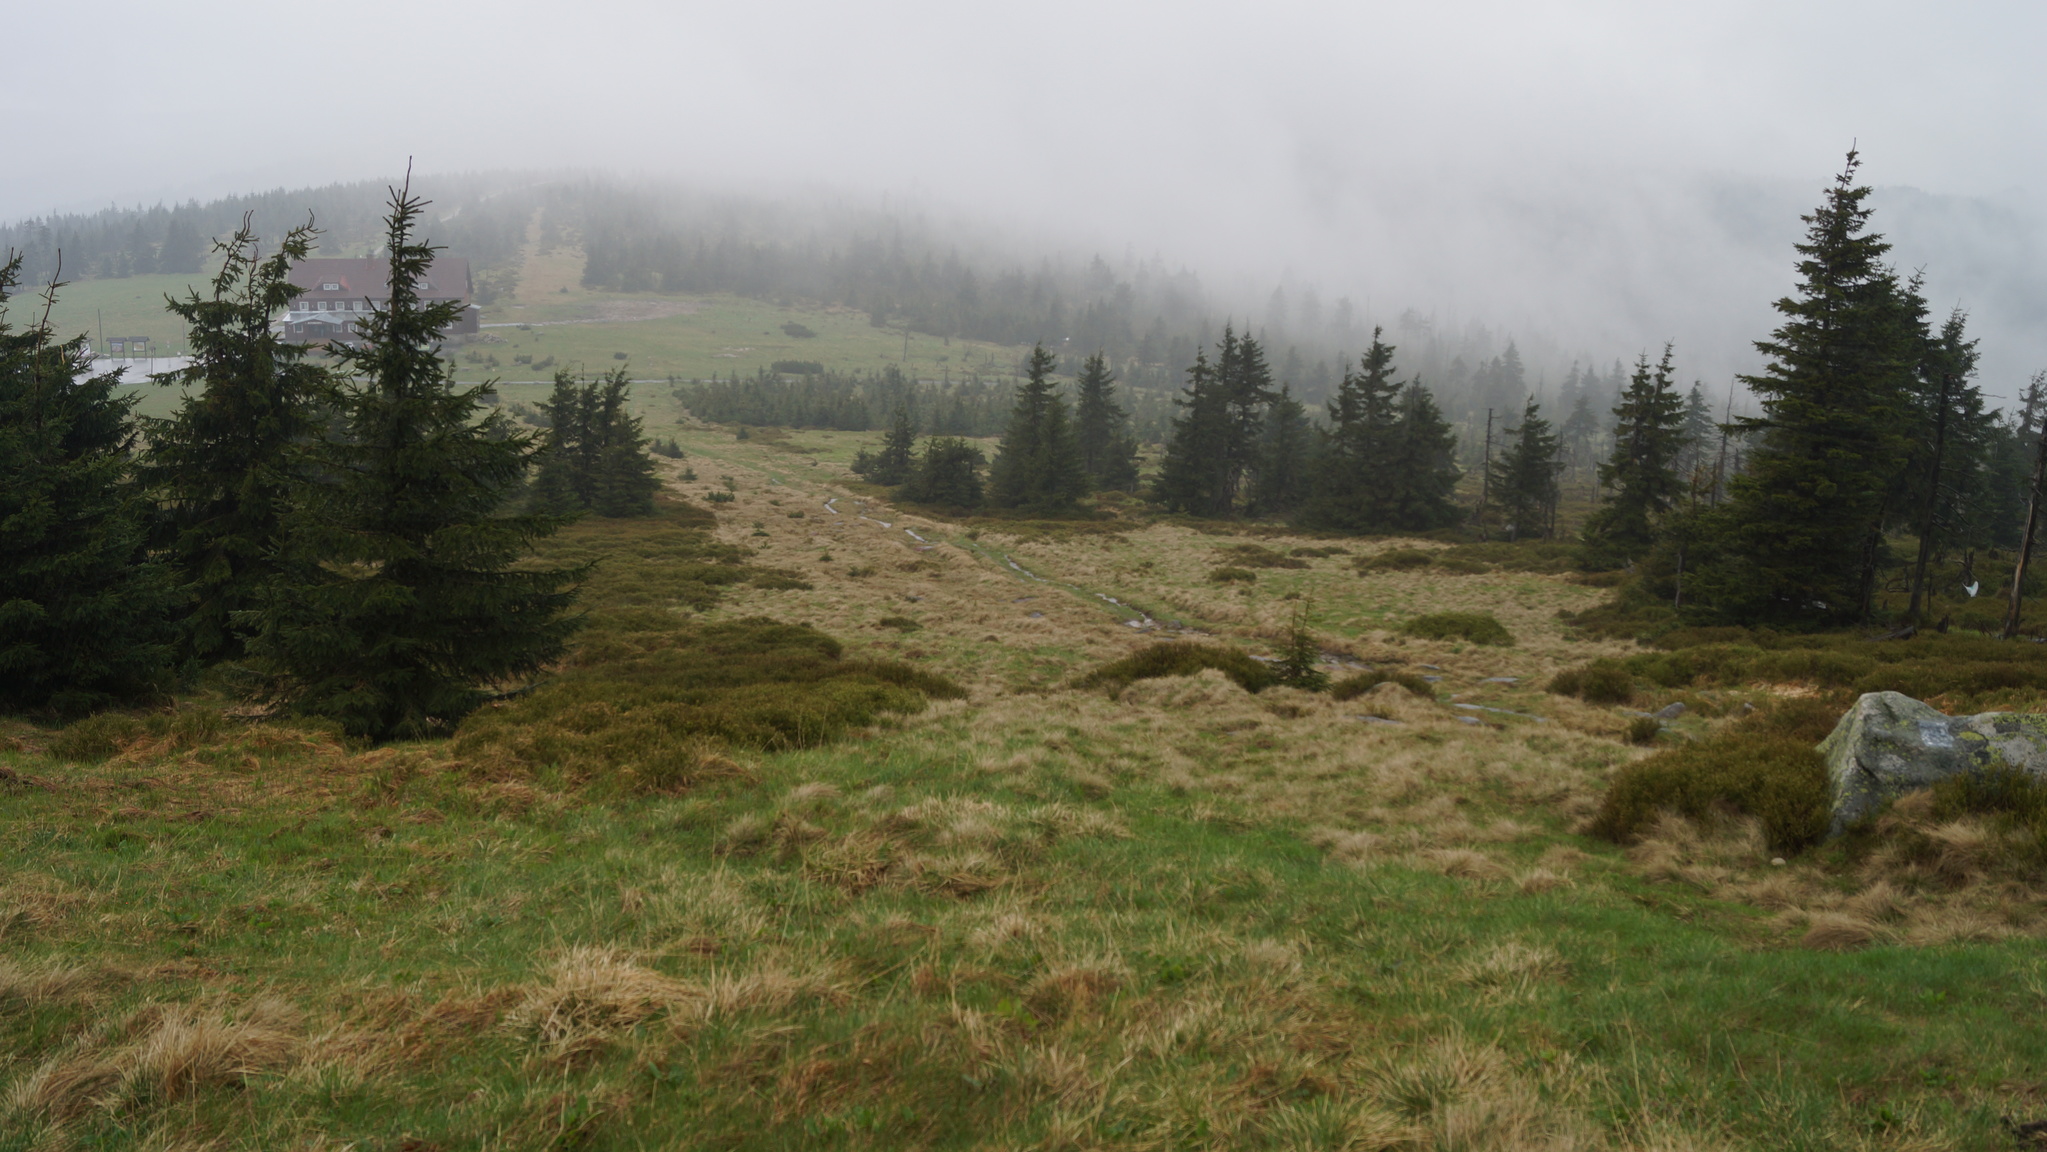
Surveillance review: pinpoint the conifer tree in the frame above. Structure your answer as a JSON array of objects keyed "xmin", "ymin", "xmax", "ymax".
[
  {"xmin": 531, "ymin": 367, "xmax": 660, "ymax": 517},
  {"xmin": 1248, "ymin": 385, "xmax": 1312, "ymax": 516},
  {"xmin": 987, "ymin": 344, "xmax": 1086, "ymax": 511},
  {"xmin": 853, "ymin": 405, "xmax": 917, "ymax": 485},
  {"xmin": 588, "ymin": 367, "xmax": 659, "ymax": 517},
  {"xmin": 247, "ymin": 182, "xmax": 582, "ymax": 740},
  {"xmin": 1902, "ymin": 309, "xmax": 1984, "ymax": 617},
  {"xmin": 1689, "ymin": 152, "xmax": 1928, "ymax": 625},
  {"xmin": 1560, "ymin": 391, "xmax": 1600, "ymax": 485},
  {"xmin": 1675, "ymin": 384, "xmax": 1716, "ymax": 482},
  {"xmin": 529, "ymin": 370, "xmax": 587, "ymax": 515},
  {"xmin": 1152, "ymin": 327, "xmax": 1276, "ymax": 517},
  {"xmin": 0, "ymin": 257, "xmax": 177, "ymax": 714},
  {"xmin": 143, "ymin": 217, "xmax": 332, "ymax": 661},
  {"xmin": 1382, "ymin": 381, "xmax": 1464, "ymax": 531},
  {"xmin": 1072, "ymin": 351, "xmax": 1139, "ymax": 491},
  {"xmin": 1302, "ymin": 329, "xmax": 1401, "ymax": 530},
  {"xmin": 1488, "ymin": 398, "xmax": 1561, "ymax": 541},
  {"xmin": 1152, "ymin": 349, "xmax": 1230, "ymax": 515},
  {"xmin": 1582, "ymin": 347, "xmax": 1686, "ymax": 565},
  {"xmin": 900, "ymin": 436, "xmax": 984, "ymax": 507}
]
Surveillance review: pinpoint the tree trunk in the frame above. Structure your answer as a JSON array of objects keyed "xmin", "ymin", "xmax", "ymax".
[
  {"xmin": 2002, "ymin": 419, "xmax": 2047, "ymax": 639},
  {"xmin": 1907, "ymin": 372, "xmax": 1955, "ymax": 620}
]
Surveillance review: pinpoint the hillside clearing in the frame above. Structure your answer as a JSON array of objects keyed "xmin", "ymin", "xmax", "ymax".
[{"xmin": 5, "ymin": 427, "xmax": 2047, "ymax": 1150}]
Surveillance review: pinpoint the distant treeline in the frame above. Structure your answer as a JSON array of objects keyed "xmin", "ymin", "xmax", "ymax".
[
  {"xmin": 5, "ymin": 173, "xmax": 1660, "ymax": 454},
  {"xmin": 0, "ymin": 177, "xmax": 533, "ymax": 296},
  {"xmin": 678, "ymin": 364, "xmax": 1180, "ymax": 442}
]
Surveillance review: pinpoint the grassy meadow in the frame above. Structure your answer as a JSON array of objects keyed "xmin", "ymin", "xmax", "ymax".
[{"xmin": 10, "ymin": 423, "xmax": 2047, "ymax": 1150}]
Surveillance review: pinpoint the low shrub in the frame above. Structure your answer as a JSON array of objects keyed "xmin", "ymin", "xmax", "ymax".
[
  {"xmin": 1357, "ymin": 548, "xmax": 1434, "ymax": 572},
  {"xmin": 1589, "ymin": 700, "xmax": 1839, "ymax": 851},
  {"xmin": 1400, "ymin": 612, "xmax": 1514, "ymax": 646},
  {"xmin": 705, "ymin": 491, "xmax": 736, "ymax": 504},
  {"xmin": 1624, "ymin": 716, "xmax": 1662, "ymax": 745},
  {"xmin": 1555, "ymin": 630, "xmax": 2047, "ymax": 712},
  {"xmin": 454, "ymin": 616, "xmax": 965, "ymax": 785},
  {"xmin": 1330, "ymin": 671, "xmax": 1435, "ymax": 701},
  {"xmin": 876, "ymin": 616, "xmax": 921, "ymax": 633},
  {"xmin": 1438, "ymin": 540, "xmax": 1580, "ymax": 574},
  {"xmin": 1289, "ymin": 546, "xmax": 1349, "ymax": 558},
  {"xmin": 1073, "ymin": 643, "xmax": 1278, "ymax": 695},
  {"xmin": 1209, "ymin": 567, "xmax": 1257, "ymax": 584},
  {"xmin": 1546, "ymin": 658, "xmax": 1634, "ymax": 704}
]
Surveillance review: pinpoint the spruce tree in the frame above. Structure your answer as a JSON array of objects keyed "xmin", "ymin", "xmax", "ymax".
[
  {"xmin": 1581, "ymin": 347, "xmax": 1686, "ymax": 566},
  {"xmin": 143, "ymin": 217, "xmax": 333, "ymax": 661},
  {"xmin": 1382, "ymin": 381, "xmax": 1464, "ymax": 531},
  {"xmin": 1488, "ymin": 398, "xmax": 1562, "ymax": 541},
  {"xmin": 1675, "ymin": 384, "xmax": 1716, "ymax": 482},
  {"xmin": 1152, "ymin": 327, "xmax": 1276, "ymax": 517},
  {"xmin": 1072, "ymin": 352, "xmax": 1139, "ymax": 491},
  {"xmin": 900, "ymin": 437, "xmax": 984, "ymax": 507},
  {"xmin": 853, "ymin": 405, "xmax": 917, "ymax": 485},
  {"xmin": 1902, "ymin": 309, "xmax": 1984, "ymax": 617},
  {"xmin": 1249, "ymin": 385, "xmax": 1313, "ymax": 516},
  {"xmin": 530, "ymin": 370, "xmax": 587, "ymax": 516},
  {"xmin": 1559, "ymin": 392, "xmax": 1599, "ymax": 485},
  {"xmin": 247, "ymin": 182, "xmax": 583, "ymax": 740},
  {"xmin": 1302, "ymin": 329, "xmax": 1401, "ymax": 530},
  {"xmin": 588, "ymin": 367, "xmax": 659, "ymax": 517},
  {"xmin": 1689, "ymin": 151, "xmax": 1927, "ymax": 626},
  {"xmin": 987, "ymin": 344, "xmax": 1086, "ymax": 511},
  {"xmin": 531, "ymin": 367, "xmax": 659, "ymax": 517},
  {"xmin": 1152, "ymin": 349, "xmax": 1231, "ymax": 515},
  {"xmin": 0, "ymin": 257, "xmax": 177, "ymax": 714}
]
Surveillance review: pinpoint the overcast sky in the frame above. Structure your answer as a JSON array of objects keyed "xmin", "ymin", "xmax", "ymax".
[{"xmin": 8, "ymin": 1, "xmax": 2045, "ymax": 394}]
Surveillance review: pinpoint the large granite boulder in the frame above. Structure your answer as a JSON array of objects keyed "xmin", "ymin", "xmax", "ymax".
[{"xmin": 1820, "ymin": 691, "xmax": 2047, "ymax": 837}]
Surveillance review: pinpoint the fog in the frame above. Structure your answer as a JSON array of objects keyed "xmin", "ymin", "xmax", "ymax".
[{"xmin": 8, "ymin": 1, "xmax": 2045, "ymax": 397}]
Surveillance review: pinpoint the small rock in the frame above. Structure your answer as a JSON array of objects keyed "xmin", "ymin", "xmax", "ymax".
[
  {"xmin": 1419, "ymin": 664, "xmax": 1443, "ymax": 671},
  {"xmin": 1455, "ymin": 715, "xmax": 1483, "ymax": 726},
  {"xmin": 1421, "ymin": 675, "xmax": 1443, "ymax": 683},
  {"xmin": 1771, "ymin": 857, "xmax": 1787, "ymax": 867},
  {"xmin": 1482, "ymin": 676, "xmax": 1518, "ymax": 684},
  {"xmin": 1354, "ymin": 715, "xmax": 1405, "ymax": 726},
  {"xmin": 1027, "ymin": 611, "xmax": 1044, "ymax": 618},
  {"xmin": 1653, "ymin": 701, "xmax": 1688, "ymax": 720}
]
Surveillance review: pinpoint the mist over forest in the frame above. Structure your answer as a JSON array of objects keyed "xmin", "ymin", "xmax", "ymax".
[{"xmin": 6, "ymin": 163, "xmax": 2045, "ymax": 435}]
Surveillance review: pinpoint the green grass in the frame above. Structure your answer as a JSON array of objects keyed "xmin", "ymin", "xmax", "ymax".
[
  {"xmin": 15, "ymin": 430, "xmax": 2047, "ymax": 1147},
  {"xmin": 4, "ymin": 713, "xmax": 2043, "ymax": 1148}
]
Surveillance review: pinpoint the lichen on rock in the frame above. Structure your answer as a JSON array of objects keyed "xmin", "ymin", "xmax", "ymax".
[{"xmin": 1819, "ymin": 691, "xmax": 2047, "ymax": 837}]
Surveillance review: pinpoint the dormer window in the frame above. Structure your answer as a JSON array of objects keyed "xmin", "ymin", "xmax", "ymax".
[{"xmin": 321, "ymin": 282, "xmax": 341, "ymax": 291}]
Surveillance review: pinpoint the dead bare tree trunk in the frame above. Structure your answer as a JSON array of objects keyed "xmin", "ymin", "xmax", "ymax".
[{"xmin": 2002, "ymin": 417, "xmax": 2047, "ymax": 639}]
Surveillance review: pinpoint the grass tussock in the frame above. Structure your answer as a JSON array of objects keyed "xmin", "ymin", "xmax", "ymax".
[
  {"xmin": 1215, "ymin": 543, "xmax": 1309, "ymax": 569},
  {"xmin": 1400, "ymin": 612, "xmax": 1515, "ymax": 647},
  {"xmin": 1208, "ymin": 566, "xmax": 1257, "ymax": 584},
  {"xmin": 1071, "ymin": 642, "xmax": 1278, "ymax": 695},
  {"xmin": 1331, "ymin": 670, "xmax": 1436, "ymax": 701},
  {"xmin": 1588, "ymin": 699, "xmax": 1838, "ymax": 851}
]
